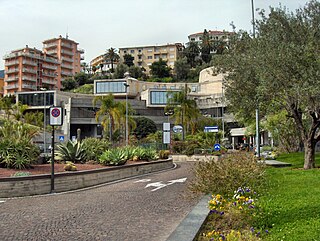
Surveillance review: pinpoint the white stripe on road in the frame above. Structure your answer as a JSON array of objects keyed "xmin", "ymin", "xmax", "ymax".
[
  {"xmin": 134, "ymin": 179, "xmax": 152, "ymax": 183},
  {"xmin": 0, "ymin": 201, "xmax": 5, "ymax": 203},
  {"xmin": 145, "ymin": 178, "xmax": 187, "ymax": 192}
]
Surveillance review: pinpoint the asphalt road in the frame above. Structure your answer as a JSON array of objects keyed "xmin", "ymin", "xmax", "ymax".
[{"xmin": 0, "ymin": 161, "xmax": 201, "ymax": 241}]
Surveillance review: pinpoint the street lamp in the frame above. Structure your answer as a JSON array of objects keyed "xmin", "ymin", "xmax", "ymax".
[
  {"xmin": 40, "ymin": 87, "xmax": 47, "ymax": 153},
  {"xmin": 164, "ymin": 109, "xmax": 174, "ymax": 122},
  {"xmin": 251, "ymin": 0, "xmax": 260, "ymax": 157},
  {"xmin": 124, "ymin": 72, "xmax": 130, "ymax": 146}
]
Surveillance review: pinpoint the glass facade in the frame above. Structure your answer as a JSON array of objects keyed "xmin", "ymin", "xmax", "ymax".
[
  {"xmin": 150, "ymin": 91, "xmax": 174, "ymax": 105},
  {"xmin": 18, "ymin": 92, "xmax": 54, "ymax": 106},
  {"xmin": 96, "ymin": 81, "xmax": 126, "ymax": 94}
]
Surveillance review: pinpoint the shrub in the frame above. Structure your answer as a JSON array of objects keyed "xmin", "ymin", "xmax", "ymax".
[
  {"xmin": 0, "ymin": 121, "xmax": 40, "ymax": 169},
  {"xmin": 189, "ymin": 152, "xmax": 266, "ymax": 197},
  {"xmin": 64, "ymin": 161, "xmax": 77, "ymax": 171},
  {"xmin": 159, "ymin": 150, "xmax": 170, "ymax": 159},
  {"xmin": 55, "ymin": 140, "xmax": 87, "ymax": 163},
  {"xmin": 81, "ymin": 138, "xmax": 110, "ymax": 162},
  {"xmin": 99, "ymin": 148, "xmax": 127, "ymax": 166}
]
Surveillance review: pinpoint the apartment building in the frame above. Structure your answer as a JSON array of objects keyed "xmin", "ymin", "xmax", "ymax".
[
  {"xmin": 0, "ymin": 70, "xmax": 4, "ymax": 96},
  {"xmin": 188, "ymin": 30, "xmax": 232, "ymax": 44},
  {"xmin": 90, "ymin": 54, "xmax": 118, "ymax": 74},
  {"xmin": 43, "ymin": 35, "xmax": 84, "ymax": 89},
  {"xmin": 3, "ymin": 46, "xmax": 59, "ymax": 95},
  {"xmin": 118, "ymin": 43, "xmax": 183, "ymax": 74}
]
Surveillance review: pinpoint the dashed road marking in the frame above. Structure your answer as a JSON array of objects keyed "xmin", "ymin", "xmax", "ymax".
[
  {"xmin": 0, "ymin": 201, "xmax": 5, "ymax": 203},
  {"xmin": 134, "ymin": 179, "xmax": 152, "ymax": 183}
]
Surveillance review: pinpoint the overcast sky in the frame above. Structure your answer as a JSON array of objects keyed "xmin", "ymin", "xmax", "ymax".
[{"xmin": 0, "ymin": 0, "xmax": 309, "ymax": 69}]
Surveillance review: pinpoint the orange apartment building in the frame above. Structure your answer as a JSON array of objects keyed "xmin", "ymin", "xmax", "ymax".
[
  {"xmin": 3, "ymin": 46, "xmax": 59, "ymax": 95},
  {"xmin": 3, "ymin": 35, "xmax": 84, "ymax": 95},
  {"xmin": 43, "ymin": 35, "xmax": 84, "ymax": 89}
]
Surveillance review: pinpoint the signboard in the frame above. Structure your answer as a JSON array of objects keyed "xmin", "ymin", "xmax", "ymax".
[
  {"xmin": 172, "ymin": 125, "xmax": 183, "ymax": 133},
  {"xmin": 214, "ymin": 143, "xmax": 221, "ymax": 151},
  {"xmin": 49, "ymin": 107, "xmax": 63, "ymax": 126},
  {"xmin": 163, "ymin": 131, "xmax": 170, "ymax": 144},
  {"xmin": 204, "ymin": 126, "xmax": 219, "ymax": 133},
  {"xmin": 59, "ymin": 136, "xmax": 64, "ymax": 142},
  {"xmin": 163, "ymin": 122, "xmax": 170, "ymax": 131}
]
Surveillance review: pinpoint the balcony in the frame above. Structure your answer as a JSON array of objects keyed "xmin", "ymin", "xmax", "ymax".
[
  {"xmin": 61, "ymin": 42, "xmax": 73, "ymax": 49},
  {"xmin": 46, "ymin": 49, "xmax": 58, "ymax": 55},
  {"xmin": 6, "ymin": 69, "xmax": 19, "ymax": 74},
  {"xmin": 61, "ymin": 57, "xmax": 74, "ymax": 63},
  {"xmin": 22, "ymin": 84, "xmax": 37, "ymax": 90},
  {"xmin": 42, "ymin": 64, "xmax": 57, "ymax": 70},
  {"xmin": 22, "ymin": 68, "xmax": 37, "ymax": 74},
  {"xmin": 44, "ymin": 42, "xmax": 58, "ymax": 49},
  {"xmin": 5, "ymin": 77, "xmax": 19, "ymax": 82},
  {"xmin": 42, "ymin": 72, "xmax": 56, "ymax": 77},
  {"xmin": 22, "ymin": 60, "xmax": 37, "ymax": 66},
  {"xmin": 43, "ymin": 57, "xmax": 59, "ymax": 64},
  {"xmin": 5, "ymin": 61, "xmax": 20, "ymax": 66},
  {"xmin": 61, "ymin": 50, "xmax": 74, "ymax": 56},
  {"xmin": 61, "ymin": 71, "xmax": 73, "ymax": 77},
  {"xmin": 42, "ymin": 79, "xmax": 56, "ymax": 85},
  {"xmin": 80, "ymin": 55, "xmax": 84, "ymax": 60},
  {"xmin": 78, "ymin": 48, "xmax": 85, "ymax": 54},
  {"xmin": 61, "ymin": 64, "xmax": 73, "ymax": 70},
  {"xmin": 22, "ymin": 75, "xmax": 37, "ymax": 82},
  {"xmin": 4, "ymin": 84, "xmax": 19, "ymax": 90}
]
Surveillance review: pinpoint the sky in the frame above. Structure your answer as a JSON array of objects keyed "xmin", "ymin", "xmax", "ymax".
[{"xmin": 0, "ymin": 0, "xmax": 310, "ymax": 69}]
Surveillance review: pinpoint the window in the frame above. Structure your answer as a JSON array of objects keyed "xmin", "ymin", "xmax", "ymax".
[
  {"xmin": 147, "ymin": 56, "xmax": 153, "ymax": 59},
  {"xmin": 130, "ymin": 50, "xmax": 135, "ymax": 54},
  {"xmin": 147, "ymin": 49, "xmax": 153, "ymax": 52},
  {"xmin": 96, "ymin": 81, "xmax": 126, "ymax": 94},
  {"xmin": 169, "ymin": 48, "xmax": 174, "ymax": 51},
  {"xmin": 170, "ymin": 54, "xmax": 175, "ymax": 59},
  {"xmin": 150, "ymin": 91, "xmax": 175, "ymax": 105}
]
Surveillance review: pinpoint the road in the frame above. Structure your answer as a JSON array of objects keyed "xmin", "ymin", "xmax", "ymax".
[{"xmin": 0, "ymin": 161, "xmax": 200, "ymax": 241}]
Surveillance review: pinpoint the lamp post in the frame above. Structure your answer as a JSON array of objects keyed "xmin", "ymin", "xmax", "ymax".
[
  {"xmin": 40, "ymin": 87, "xmax": 47, "ymax": 153},
  {"xmin": 124, "ymin": 72, "xmax": 130, "ymax": 146},
  {"xmin": 222, "ymin": 84, "xmax": 225, "ymax": 139},
  {"xmin": 251, "ymin": 0, "xmax": 260, "ymax": 157}
]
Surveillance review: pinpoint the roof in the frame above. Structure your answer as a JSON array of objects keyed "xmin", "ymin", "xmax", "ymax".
[
  {"xmin": 188, "ymin": 30, "xmax": 231, "ymax": 38},
  {"xmin": 119, "ymin": 43, "xmax": 183, "ymax": 50}
]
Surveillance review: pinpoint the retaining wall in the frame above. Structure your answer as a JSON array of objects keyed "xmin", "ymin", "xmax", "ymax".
[{"xmin": 0, "ymin": 160, "xmax": 173, "ymax": 198}]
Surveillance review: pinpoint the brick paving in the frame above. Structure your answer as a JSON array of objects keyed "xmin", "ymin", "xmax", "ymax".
[{"xmin": 0, "ymin": 162, "xmax": 200, "ymax": 241}]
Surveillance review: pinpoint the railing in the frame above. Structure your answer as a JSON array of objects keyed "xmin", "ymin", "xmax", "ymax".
[
  {"xmin": 4, "ymin": 84, "xmax": 19, "ymax": 90},
  {"xmin": 61, "ymin": 42, "xmax": 73, "ymax": 49},
  {"xmin": 43, "ymin": 57, "xmax": 59, "ymax": 64},
  {"xmin": 42, "ymin": 72, "xmax": 56, "ymax": 77},
  {"xmin": 5, "ymin": 69, "xmax": 19, "ymax": 74},
  {"xmin": 78, "ymin": 48, "xmax": 85, "ymax": 53},
  {"xmin": 44, "ymin": 42, "xmax": 58, "ymax": 48},
  {"xmin": 22, "ymin": 76, "xmax": 37, "ymax": 82},
  {"xmin": 42, "ymin": 79, "xmax": 56, "ymax": 85},
  {"xmin": 42, "ymin": 64, "xmax": 57, "ymax": 70},
  {"xmin": 22, "ymin": 68, "xmax": 37, "ymax": 74},
  {"xmin": 22, "ymin": 84, "xmax": 37, "ymax": 90},
  {"xmin": 61, "ymin": 71, "xmax": 73, "ymax": 76},
  {"xmin": 5, "ymin": 77, "xmax": 19, "ymax": 82},
  {"xmin": 5, "ymin": 61, "xmax": 20, "ymax": 66},
  {"xmin": 61, "ymin": 50, "xmax": 74, "ymax": 56},
  {"xmin": 61, "ymin": 64, "xmax": 73, "ymax": 70},
  {"xmin": 61, "ymin": 57, "xmax": 74, "ymax": 63},
  {"xmin": 22, "ymin": 60, "xmax": 37, "ymax": 66}
]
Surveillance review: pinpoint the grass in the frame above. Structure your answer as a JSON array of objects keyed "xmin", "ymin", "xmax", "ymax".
[{"xmin": 255, "ymin": 152, "xmax": 320, "ymax": 240}]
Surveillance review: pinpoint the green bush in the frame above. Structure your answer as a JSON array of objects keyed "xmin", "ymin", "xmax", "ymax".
[
  {"xmin": 0, "ymin": 121, "xmax": 40, "ymax": 169},
  {"xmin": 81, "ymin": 137, "xmax": 110, "ymax": 162},
  {"xmin": 189, "ymin": 152, "xmax": 266, "ymax": 197},
  {"xmin": 55, "ymin": 140, "xmax": 87, "ymax": 163},
  {"xmin": 99, "ymin": 148, "xmax": 127, "ymax": 166}
]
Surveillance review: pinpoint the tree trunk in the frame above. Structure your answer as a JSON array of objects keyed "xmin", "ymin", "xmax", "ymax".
[{"xmin": 304, "ymin": 139, "xmax": 316, "ymax": 169}]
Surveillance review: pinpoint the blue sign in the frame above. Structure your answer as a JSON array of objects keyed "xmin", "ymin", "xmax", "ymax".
[
  {"xmin": 214, "ymin": 143, "xmax": 221, "ymax": 151},
  {"xmin": 204, "ymin": 126, "xmax": 219, "ymax": 133},
  {"xmin": 59, "ymin": 136, "xmax": 64, "ymax": 142}
]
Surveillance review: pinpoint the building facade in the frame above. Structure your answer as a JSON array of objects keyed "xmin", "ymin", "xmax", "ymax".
[
  {"xmin": 3, "ymin": 36, "xmax": 84, "ymax": 95},
  {"xmin": 118, "ymin": 43, "xmax": 183, "ymax": 74},
  {"xmin": 90, "ymin": 54, "xmax": 118, "ymax": 74},
  {"xmin": 43, "ymin": 35, "xmax": 84, "ymax": 88},
  {"xmin": 3, "ymin": 46, "xmax": 59, "ymax": 95},
  {"xmin": 188, "ymin": 30, "xmax": 232, "ymax": 44}
]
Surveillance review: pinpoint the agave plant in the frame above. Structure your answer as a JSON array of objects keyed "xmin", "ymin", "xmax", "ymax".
[
  {"xmin": 99, "ymin": 148, "xmax": 128, "ymax": 166},
  {"xmin": 81, "ymin": 137, "xmax": 110, "ymax": 162},
  {"xmin": 55, "ymin": 140, "xmax": 87, "ymax": 163}
]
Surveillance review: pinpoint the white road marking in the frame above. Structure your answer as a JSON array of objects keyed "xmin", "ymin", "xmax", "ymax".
[
  {"xmin": 134, "ymin": 179, "xmax": 152, "ymax": 183},
  {"xmin": 0, "ymin": 201, "xmax": 5, "ymax": 203},
  {"xmin": 145, "ymin": 177, "xmax": 187, "ymax": 192}
]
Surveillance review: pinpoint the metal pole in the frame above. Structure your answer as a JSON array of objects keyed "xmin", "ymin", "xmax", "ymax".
[
  {"xmin": 125, "ymin": 84, "xmax": 129, "ymax": 146},
  {"xmin": 43, "ymin": 91, "xmax": 46, "ymax": 153},
  {"xmin": 251, "ymin": 0, "xmax": 260, "ymax": 157},
  {"xmin": 222, "ymin": 86, "xmax": 225, "ymax": 139},
  {"xmin": 51, "ymin": 126, "xmax": 55, "ymax": 193}
]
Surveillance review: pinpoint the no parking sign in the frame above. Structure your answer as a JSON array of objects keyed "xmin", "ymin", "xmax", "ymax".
[{"xmin": 49, "ymin": 107, "xmax": 63, "ymax": 126}]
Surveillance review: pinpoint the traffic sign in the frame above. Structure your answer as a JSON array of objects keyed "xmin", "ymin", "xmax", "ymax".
[
  {"xmin": 49, "ymin": 106, "xmax": 63, "ymax": 126},
  {"xmin": 172, "ymin": 125, "xmax": 183, "ymax": 133},
  {"xmin": 59, "ymin": 136, "xmax": 64, "ymax": 142},
  {"xmin": 214, "ymin": 143, "xmax": 221, "ymax": 151},
  {"xmin": 204, "ymin": 126, "xmax": 219, "ymax": 133}
]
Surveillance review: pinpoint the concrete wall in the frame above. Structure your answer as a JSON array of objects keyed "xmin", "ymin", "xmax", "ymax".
[{"xmin": 0, "ymin": 160, "xmax": 173, "ymax": 198}]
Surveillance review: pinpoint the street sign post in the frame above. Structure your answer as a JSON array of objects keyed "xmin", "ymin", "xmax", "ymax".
[
  {"xmin": 49, "ymin": 106, "xmax": 63, "ymax": 193},
  {"xmin": 214, "ymin": 143, "xmax": 221, "ymax": 151}
]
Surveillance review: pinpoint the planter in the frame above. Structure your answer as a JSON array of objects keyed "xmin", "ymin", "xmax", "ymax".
[{"xmin": 0, "ymin": 159, "xmax": 173, "ymax": 198}]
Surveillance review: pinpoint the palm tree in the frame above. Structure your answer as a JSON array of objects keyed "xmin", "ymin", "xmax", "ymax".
[
  {"xmin": 93, "ymin": 94, "xmax": 123, "ymax": 142},
  {"xmin": 166, "ymin": 86, "xmax": 201, "ymax": 137},
  {"xmin": 105, "ymin": 47, "xmax": 120, "ymax": 73}
]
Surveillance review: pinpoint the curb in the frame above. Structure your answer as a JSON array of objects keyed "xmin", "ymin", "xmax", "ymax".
[{"xmin": 166, "ymin": 195, "xmax": 211, "ymax": 241}]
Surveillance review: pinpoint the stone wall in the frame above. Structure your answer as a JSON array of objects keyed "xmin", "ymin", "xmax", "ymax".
[{"xmin": 0, "ymin": 160, "xmax": 173, "ymax": 198}]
